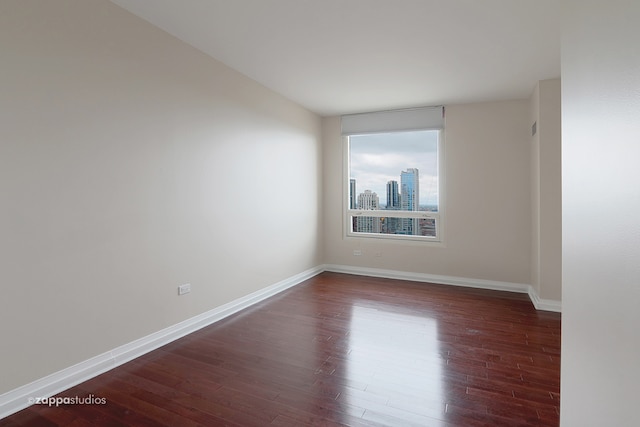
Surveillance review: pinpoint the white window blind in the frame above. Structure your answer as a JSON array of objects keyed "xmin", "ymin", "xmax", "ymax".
[{"xmin": 341, "ymin": 106, "xmax": 444, "ymax": 136}]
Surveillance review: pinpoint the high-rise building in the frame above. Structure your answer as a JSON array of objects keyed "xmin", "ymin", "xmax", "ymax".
[
  {"xmin": 400, "ymin": 168, "xmax": 419, "ymax": 235},
  {"xmin": 386, "ymin": 180, "xmax": 399, "ymax": 209},
  {"xmin": 349, "ymin": 179, "xmax": 357, "ymax": 209},
  {"xmin": 357, "ymin": 190, "xmax": 380, "ymax": 233},
  {"xmin": 385, "ymin": 180, "xmax": 400, "ymax": 234},
  {"xmin": 349, "ymin": 179, "xmax": 358, "ymax": 232},
  {"xmin": 358, "ymin": 189, "xmax": 379, "ymax": 210}
]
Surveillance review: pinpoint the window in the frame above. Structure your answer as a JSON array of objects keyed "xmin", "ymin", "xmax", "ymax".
[{"xmin": 342, "ymin": 107, "xmax": 444, "ymax": 242}]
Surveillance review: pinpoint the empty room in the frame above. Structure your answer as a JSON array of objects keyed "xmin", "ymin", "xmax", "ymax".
[{"xmin": 1, "ymin": 1, "xmax": 639, "ymax": 426}]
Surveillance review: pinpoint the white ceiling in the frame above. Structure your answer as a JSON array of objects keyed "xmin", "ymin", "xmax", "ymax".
[{"xmin": 110, "ymin": 0, "xmax": 561, "ymax": 116}]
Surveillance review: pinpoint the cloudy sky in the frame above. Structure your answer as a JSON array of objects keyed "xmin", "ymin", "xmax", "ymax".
[{"xmin": 349, "ymin": 130, "xmax": 439, "ymax": 207}]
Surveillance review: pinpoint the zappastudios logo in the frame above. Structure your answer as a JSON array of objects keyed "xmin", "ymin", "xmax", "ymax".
[{"xmin": 28, "ymin": 394, "xmax": 107, "ymax": 407}]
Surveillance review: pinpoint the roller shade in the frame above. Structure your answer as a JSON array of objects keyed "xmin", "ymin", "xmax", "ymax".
[{"xmin": 341, "ymin": 106, "xmax": 444, "ymax": 136}]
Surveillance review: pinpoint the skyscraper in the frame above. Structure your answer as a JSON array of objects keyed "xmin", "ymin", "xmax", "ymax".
[
  {"xmin": 357, "ymin": 190, "xmax": 380, "ymax": 233},
  {"xmin": 400, "ymin": 168, "xmax": 419, "ymax": 235},
  {"xmin": 350, "ymin": 179, "xmax": 358, "ymax": 232},
  {"xmin": 349, "ymin": 179, "xmax": 357, "ymax": 209},
  {"xmin": 385, "ymin": 180, "xmax": 400, "ymax": 234},
  {"xmin": 386, "ymin": 180, "xmax": 399, "ymax": 209}
]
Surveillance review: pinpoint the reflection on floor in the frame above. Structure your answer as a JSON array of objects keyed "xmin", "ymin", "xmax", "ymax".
[{"xmin": 2, "ymin": 272, "xmax": 561, "ymax": 426}]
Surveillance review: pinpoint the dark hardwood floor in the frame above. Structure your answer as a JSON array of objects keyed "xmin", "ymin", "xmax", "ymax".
[{"xmin": 1, "ymin": 272, "xmax": 561, "ymax": 426}]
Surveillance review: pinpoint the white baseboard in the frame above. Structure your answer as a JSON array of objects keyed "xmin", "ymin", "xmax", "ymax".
[
  {"xmin": 0, "ymin": 263, "xmax": 561, "ymax": 420},
  {"xmin": 0, "ymin": 266, "xmax": 324, "ymax": 420},
  {"xmin": 323, "ymin": 264, "xmax": 562, "ymax": 313},
  {"xmin": 324, "ymin": 264, "xmax": 530, "ymax": 292},
  {"xmin": 528, "ymin": 287, "xmax": 562, "ymax": 312}
]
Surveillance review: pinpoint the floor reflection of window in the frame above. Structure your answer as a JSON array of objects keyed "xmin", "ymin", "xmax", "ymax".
[{"xmin": 346, "ymin": 304, "xmax": 446, "ymax": 425}]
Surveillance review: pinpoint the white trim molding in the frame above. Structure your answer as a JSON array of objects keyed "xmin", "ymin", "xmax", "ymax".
[
  {"xmin": 0, "ymin": 266, "xmax": 324, "ymax": 420},
  {"xmin": 0, "ymin": 263, "xmax": 561, "ymax": 420},
  {"xmin": 528, "ymin": 287, "xmax": 563, "ymax": 312},
  {"xmin": 324, "ymin": 264, "xmax": 561, "ymax": 313}
]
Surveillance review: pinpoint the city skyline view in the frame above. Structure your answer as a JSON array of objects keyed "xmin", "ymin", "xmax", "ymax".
[
  {"xmin": 348, "ymin": 130, "xmax": 439, "ymax": 208},
  {"xmin": 350, "ymin": 168, "xmax": 437, "ymax": 237}
]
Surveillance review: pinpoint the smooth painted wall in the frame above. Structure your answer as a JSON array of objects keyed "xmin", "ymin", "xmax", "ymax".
[
  {"xmin": 530, "ymin": 79, "xmax": 562, "ymax": 302},
  {"xmin": 0, "ymin": 0, "xmax": 322, "ymax": 394},
  {"xmin": 561, "ymin": 1, "xmax": 640, "ymax": 425},
  {"xmin": 323, "ymin": 100, "xmax": 531, "ymax": 285}
]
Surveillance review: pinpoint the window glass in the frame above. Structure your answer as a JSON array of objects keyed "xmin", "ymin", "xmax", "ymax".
[{"xmin": 347, "ymin": 130, "xmax": 441, "ymax": 240}]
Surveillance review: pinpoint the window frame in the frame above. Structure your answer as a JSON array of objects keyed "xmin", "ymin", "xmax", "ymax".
[{"xmin": 343, "ymin": 128, "xmax": 445, "ymax": 244}]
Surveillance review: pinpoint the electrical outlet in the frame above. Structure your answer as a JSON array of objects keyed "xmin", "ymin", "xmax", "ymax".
[{"xmin": 178, "ymin": 283, "xmax": 191, "ymax": 295}]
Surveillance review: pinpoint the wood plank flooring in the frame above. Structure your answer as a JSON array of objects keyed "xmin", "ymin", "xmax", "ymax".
[{"xmin": 1, "ymin": 272, "xmax": 561, "ymax": 426}]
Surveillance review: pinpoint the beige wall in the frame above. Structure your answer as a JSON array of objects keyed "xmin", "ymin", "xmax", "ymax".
[
  {"xmin": 530, "ymin": 79, "xmax": 562, "ymax": 301},
  {"xmin": 530, "ymin": 83, "xmax": 541, "ymax": 293},
  {"xmin": 323, "ymin": 100, "xmax": 532, "ymax": 285},
  {"xmin": 0, "ymin": 0, "xmax": 322, "ymax": 394},
  {"xmin": 0, "ymin": 0, "xmax": 567, "ymax": 402},
  {"xmin": 561, "ymin": 1, "xmax": 640, "ymax": 425}
]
